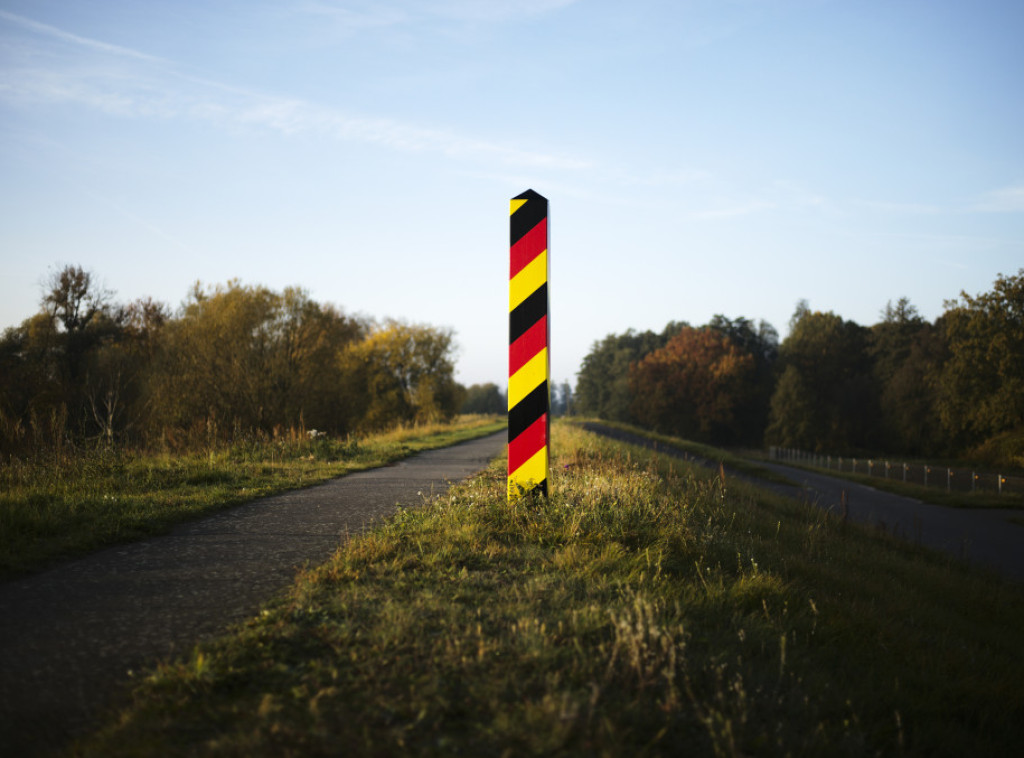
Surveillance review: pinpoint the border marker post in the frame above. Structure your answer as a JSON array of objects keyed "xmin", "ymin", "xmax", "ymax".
[{"xmin": 508, "ymin": 189, "xmax": 549, "ymax": 499}]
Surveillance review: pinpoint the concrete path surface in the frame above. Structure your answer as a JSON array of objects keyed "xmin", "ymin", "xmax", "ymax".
[{"xmin": 0, "ymin": 431, "xmax": 506, "ymax": 755}]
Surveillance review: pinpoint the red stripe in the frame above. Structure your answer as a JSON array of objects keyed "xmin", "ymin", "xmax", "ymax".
[
  {"xmin": 510, "ymin": 218, "xmax": 547, "ymax": 278},
  {"xmin": 508, "ymin": 413, "xmax": 548, "ymax": 474},
  {"xmin": 509, "ymin": 315, "xmax": 547, "ymax": 377}
]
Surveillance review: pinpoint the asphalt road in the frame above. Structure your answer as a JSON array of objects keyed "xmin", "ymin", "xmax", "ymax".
[
  {"xmin": 582, "ymin": 423, "xmax": 1024, "ymax": 583},
  {"xmin": 756, "ymin": 459, "xmax": 1024, "ymax": 582},
  {"xmin": 0, "ymin": 430, "xmax": 507, "ymax": 756}
]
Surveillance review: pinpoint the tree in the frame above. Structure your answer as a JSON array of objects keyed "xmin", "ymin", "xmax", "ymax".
[
  {"xmin": 575, "ymin": 323, "xmax": 684, "ymax": 421},
  {"xmin": 266, "ymin": 288, "xmax": 366, "ymax": 432},
  {"xmin": 44, "ymin": 265, "xmax": 117, "ymax": 410},
  {"xmin": 869, "ymin": 298, "xmax": 945, "ymax": 454},
  {"xmin": 938, "ymin": 270, "xmax": 1024, "ymax": 447},
  {"xmin": 147, "ymin": 281, "xmax": 367, "ymax": 436},
  {"xmin": 766, "ymin": 304, "xmax": 877, "ymax": 452},
  {"xmin": 708, "ymin": 314, "xmax": 779, "ymax": 364},
  {"xmin": 342, "ymin": 321, "xmax": 461, "ymax": 430},
  {"xmin": 1, "ymin": 267, "xmax": 467, "ymax": 452},
  {"xmin": 871, "ymin": 298, "xmax": 923, "ymax": 384},
  {"xmin": 0, "ymin": 267, "xmax": 166, "ymax": 450},
  {"xmin": 552, "ymin": 380, "xmax": 574, "ymax": 417},
  {"xmin": 706, "ymin": 315, "xmax": 779, "ymax": 444},
  {"xmin": 881, "ymin": 321, "xmax": 947, "ymax": 455},
  {"xmin": 629, "ymin": 326, "xmax": 756, "ymax": 444},
  {"xmin": 43, "ymin": 265, "xmax": 110, "ymax": 334},
  {"xmin": 461, "ymin": 383, "xmax": 505, "ymax": 415},
  {"xmin": 766, "ymin": 366, "xmax": 815, "ymax": 449},
  {"xmin": 148, "ymin": 281, "xmax": 280, "ymax": 432},
  {"xmin": 0, "ymin": 314, "xmax": 64, "ymax": 452}
]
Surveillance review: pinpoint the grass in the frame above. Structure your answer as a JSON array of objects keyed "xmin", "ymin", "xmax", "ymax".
[
  {"xmin": 757, "ymin": 458, "xmax": 1024, "ymax": 510},
  {"xmin": 570, "ymin": 418, "xmax": 797, "ymax": 486},
  {"xmin": 0, "ymin": 415, "xmax": 505, "ymax": 579},
  {"xmin": 73, "ymin": 422, "xmax": 1024, "ymax": 757},
  {"xmin": 577, "ymin": 419, "xmax": 1024, "ymax": 510}
]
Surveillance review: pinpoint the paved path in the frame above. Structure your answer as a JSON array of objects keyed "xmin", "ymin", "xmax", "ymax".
[
  {"xmin": 0, "ymin": 431, "xmax": 507, "ymax": 755},
  {"xmin": 582, "ymin": 424, "xmax": 1024, "ymax": 582}
]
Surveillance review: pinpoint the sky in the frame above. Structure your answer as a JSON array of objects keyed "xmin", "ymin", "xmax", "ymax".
[{"xmin": 1, "ymin": 0, "xmax": 1022, "ymax": 389}]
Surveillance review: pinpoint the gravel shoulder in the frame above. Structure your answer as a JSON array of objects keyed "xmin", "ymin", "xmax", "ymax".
[{"xmin": 0, "ymin": 431, "xmax": 507, "ymax": 755}]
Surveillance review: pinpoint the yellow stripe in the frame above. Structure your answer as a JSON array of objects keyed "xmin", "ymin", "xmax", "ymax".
[
  {"xmin": 509, "ymin": 249, "xmax": 547, "ymax": 310},
  {"xmin": 510, "ymin": 198, "xmax": 527, "ymax": 215},
  {"xmin": 508, "ymin": 446, "xmax": 548, "ymax": 499},
  {"xmin": 508, "ymin": 347, "xmax": 547, "ymax": 409}
]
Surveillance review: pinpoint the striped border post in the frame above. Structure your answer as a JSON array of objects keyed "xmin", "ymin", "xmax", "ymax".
[{"xmin": 508, "ymin": 189, "xmax": 549, "ymax": 500}]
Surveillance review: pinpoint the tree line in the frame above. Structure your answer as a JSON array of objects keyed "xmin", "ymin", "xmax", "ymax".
[
  {"xmin": 574, "ymin": 270, "xmax": 1024, "ymax": 468},
  {"xmin": 0, "ymin": 266, "xmax": 466, "ymax": 455},
  {"xmin": 460, "ymin": 380, "xmax": 574, "ymax": 418}
]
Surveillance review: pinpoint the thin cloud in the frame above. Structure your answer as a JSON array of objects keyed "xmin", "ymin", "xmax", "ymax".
[
  {"xmin": 855, "ymin": 199, "xmax": 943, "ymax": 215},
  {"xmin": 232, "ymin": 97, "xmax": 591, "ymax": 169},
  {"xmin": 972, "ymin": 184, "xmax": 1024, "ymax": 213},
  {"xmin": 687, "ymin": 200, "xmax": 776, "ymax": 220},
  {"xmin": 0, "ymin": 10, "xmax": 590, "ymax": 172},
  {"xmin": 857, "ymin": 185, "xmax": 1024, "ymax": 216},
  {"xmin": 300, "ymin": 0, "xmax": 579, "ymax": 27},
  {"xmin": 420, "ymin": 0, "xmax": 580, "ymax": 23},
  {"xmin": 296, "ymin": 2, "xmax": 411, "ymax": 30},
  {"xmin": 682, "ymin": 180, "xmax": 828, "ymax": 221},
  {"xmin": 0, "ymin": 65, "xmax": 183, "ymax": 118},
  {"xmin": 0, "ymin": 9, "xmax": 166, "ymax": 63},
  {"xmin": 615, "ymin": 167, "xmax": 715, "ymax": 187}
]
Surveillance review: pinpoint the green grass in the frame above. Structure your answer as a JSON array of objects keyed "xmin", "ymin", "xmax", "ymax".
[
  {"xmin": 759, "ymin": 458, "xmax": 1024, "ymax": 510},
  {"xmin": 570, "ymin": 418, "xmax": 797, "ymax": 487},
  {"xmin": 73, "ymin": 422, "xmax": 1024, "ymax": 757},
  {"xmin": 0, "ymin": 416, "xmax": 505, "ymax": 579},
  {"xmin": 580, "ymin": 420, "xmax": 1024, "ymax": 510}
]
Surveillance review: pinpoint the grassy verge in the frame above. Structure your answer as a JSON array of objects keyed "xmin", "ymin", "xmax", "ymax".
[
  {"xmin": 571, "ymin": 418, "xmax": 796, "ymax": 486},
  {"xmin": 585, "ymin": 420, "xmax": 1024, "ymax": 510},
  {"xmin": 75, "ymin": 422, "xmax": 1024, "ymax": 757},
  {"xmin": 0, "ymin": 416, "xmax": 505, "ymax": 579}
]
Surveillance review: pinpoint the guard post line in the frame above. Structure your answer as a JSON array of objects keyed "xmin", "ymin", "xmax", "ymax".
[{"xmin": 508, "ymin": 189, "xmax": 549, "ymax": 500}]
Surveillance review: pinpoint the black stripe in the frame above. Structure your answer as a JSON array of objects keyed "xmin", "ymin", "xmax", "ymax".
[
  {"xmin": 508, "ymin": 478, "xmax": 548, "ymax": 498},
  {"xmin": 510, "ymin": 190, "xmax": 547, "ymax": 246},
  {"xmin": 509, "ymin": 283, "xmax": 547, "ymax": 343},
  {"xmin": 509, "ymin": 381, "xmax": 548, "ymax": 440},
  {"xmin": 509, "ymin": 479, "xmax": 544, "ymax": 497}
]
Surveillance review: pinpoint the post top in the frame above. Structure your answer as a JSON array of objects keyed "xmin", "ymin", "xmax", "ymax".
[
  {"xmin": 510, "ymin": 189, "xmax": 547, "ymax": 218},
  {"xmin": 513, "ymin": 188, "xmax": 546, "ymax": 202}
]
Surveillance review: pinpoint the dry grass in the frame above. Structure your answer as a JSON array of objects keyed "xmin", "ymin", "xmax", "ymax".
[
  {"xmin": 72, "ymin": 422, "xmax": 1024, "ymax": 756},
  {"xmin": 0, "ymin": 415, "xmax": 504, "ymax": 578}
]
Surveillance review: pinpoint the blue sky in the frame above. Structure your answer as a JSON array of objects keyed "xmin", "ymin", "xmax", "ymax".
[{"xmin": 2, "ymin": 0, "xmax": 1022, "ymax": 389}]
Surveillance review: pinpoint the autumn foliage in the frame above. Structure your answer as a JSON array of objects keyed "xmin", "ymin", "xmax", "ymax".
[
  {"xmin": 576, "ymin": 270, "xmax": 1024, "ymax": 467},
  {"xmin": 576, "ymin": 317, "xmax": 776, "ymax": 447},
  {"xmin": 629, "ymin": 327, "xmax": 756, "ymax": 444},
  {"xmin": 0, "ymin": 268, "xmax": 464, "ymax": 455}
]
